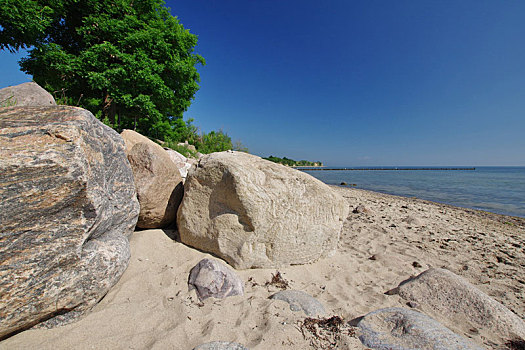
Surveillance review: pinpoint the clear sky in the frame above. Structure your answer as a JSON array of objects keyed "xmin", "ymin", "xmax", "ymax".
[{"xmin": 1, "ymin": 1, "xmax": 524, "ymax": 166}]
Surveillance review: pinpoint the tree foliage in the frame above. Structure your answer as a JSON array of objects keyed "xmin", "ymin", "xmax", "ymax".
[
  {"xmin": 0, "ymin": 0, "xmax": 57, "ymax": 52},
  {"xmin": 1, "ymin": 0, "xmax": 205, "ymax": 142}
]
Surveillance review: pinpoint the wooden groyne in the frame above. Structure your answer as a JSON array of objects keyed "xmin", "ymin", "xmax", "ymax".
[{"xmin": 298, "ymin": 167, "xmax": 476, "ymax": 171}]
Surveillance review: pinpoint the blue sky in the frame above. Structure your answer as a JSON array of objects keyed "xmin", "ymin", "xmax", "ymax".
[{"xmin": 1, "ymin": 1, "xmax": 524, "ymax": 166}]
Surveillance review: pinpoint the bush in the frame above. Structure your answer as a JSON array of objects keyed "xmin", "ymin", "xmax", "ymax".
[
  {"xmin": 196, "ymin": 130, "xmax": 233, "ymax": 154},
  {"xmin": 163, "ymin": 141, "xmax": 199, "ymax": 159}
]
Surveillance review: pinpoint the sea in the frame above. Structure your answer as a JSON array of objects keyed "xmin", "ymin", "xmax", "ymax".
[{"xmin": 301, "ymin": 166, "xmax": 525, "ymax": 218}]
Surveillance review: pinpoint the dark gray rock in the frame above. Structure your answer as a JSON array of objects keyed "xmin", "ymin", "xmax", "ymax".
[
  {"xmin": 193, "ymin": 341, "xmax": 249, "ymax": 350},
  {"xmin": 0, "ymin": 106, "xmax": 139, "ymax": 339},
  {"xmin": 270, "ymin": 290, "xmax": 326, "ymax": 317},
  {"xmin": 188, "ymin": 258, "xmax": 244, "ymax": 301},
  {"xmin": 357, "ymin": 307, "xmax": 483, "ymax": 350},
  {"xmin": 397, "ymin": 268, "xmax": 525, "ymax": 345},
  {"xmin": 0, "ymin": 82, "xmax": 56, "ymax": 107}
]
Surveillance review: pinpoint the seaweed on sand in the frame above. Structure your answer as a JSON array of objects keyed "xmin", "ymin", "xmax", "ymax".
[
  {"xmin": 265, "ymin": 271, "xmax": 289, "ymax": 289},
  {"xmin": 299, "ymin": 315, "xmax": 356, "ymax": 349},
  {"xmin": 506, "ymin": 338, "xmax": 525, "ymax": 350}
]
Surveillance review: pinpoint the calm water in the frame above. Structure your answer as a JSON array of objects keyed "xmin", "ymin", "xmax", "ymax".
[{"xmin": 302, "ymin": 167, "xmax": 525, "ymax": 218}]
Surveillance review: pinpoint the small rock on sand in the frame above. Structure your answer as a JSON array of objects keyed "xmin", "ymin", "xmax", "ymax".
[
  {"xmin": 270, "ymin": 290, "xmax": 326, "ymax": 317},
  {"xmin": 402, "ymin": 215, "xmax": 422, "ymax": 226},
  {"xmin": 193, "ymin": 341, "xmax": 249, "ymax": 350},
  {"xmin": 188, "ymin": 258, "xmax": 244, "ymax": 301}
]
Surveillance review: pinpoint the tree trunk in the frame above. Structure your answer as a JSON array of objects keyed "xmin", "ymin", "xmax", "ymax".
[
  {"xmin": 108, "ymin": 102, "xmax": 116, "ymax": 126},
  {"xmin": 116, "ymin": 107, "xmax": 121, "ymax": 132},
  {"xmin": 102, "ymin": 90, "xmax": 116, "ymax": 125}
]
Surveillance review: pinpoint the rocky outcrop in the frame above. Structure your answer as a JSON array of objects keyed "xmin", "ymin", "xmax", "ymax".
[
  {"xmin": 0, "ymin": 82, "xmax": 56, "ymax": 107},
  {"xmin": 270, "ymin": 290, "xmax": 326, "ymax": 317},
  {"xmin": 0, "ymin": 106, "xmax": 139, "ymax": 339},
  {"xmin": 396, "ymin": 268, "xmax": 525, "ymax": 345},
  {"xmin": 177, "ymin": 151, "xmax": 349, "ymax": 269},
  {"xmin": 121, "ymin": 130, "xmax": 183, "ymax": 229},
  {"xmin": 188, "ymin": 258, "xmax": 244, "ymax": 301},
  {"xmin": 357, "ymin": 308, "xmax": 483, "ymax": 350},
  {"xmin": 165, "ymin": 148, "xmax": 195, "ymax": 182},
  {"xmin": 165, "ymin": 148, "xmax": 188, "ymax": 170}
]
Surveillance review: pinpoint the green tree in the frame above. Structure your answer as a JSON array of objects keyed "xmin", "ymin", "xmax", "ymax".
[
  {"xmin": 173, "ymin": 117, "xmax": 200, "ymax": 145},
  {"xmin": 0, "ymin": 0, "xmax": 58, "ymax": 52},
  {"xmin": 1, "ymin": 0, "xmax": 204, "ymax": 142}
]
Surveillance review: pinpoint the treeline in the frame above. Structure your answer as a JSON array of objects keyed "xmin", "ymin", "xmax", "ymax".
[
  {"xmin": 264, "ymin": 156, "xmax": 323, "ymax": 167},
  {"xmin": 163, "ymin": 121, "xmax": 248, "ymax": 158},
  {"xmin": 0, "ymin": 0, "xmax": 246, "ymax": 156}
]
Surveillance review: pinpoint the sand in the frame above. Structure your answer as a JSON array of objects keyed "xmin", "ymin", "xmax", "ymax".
[{"xmin": 1, "ymin": 186, "xmax": 524, "ymax": 349}]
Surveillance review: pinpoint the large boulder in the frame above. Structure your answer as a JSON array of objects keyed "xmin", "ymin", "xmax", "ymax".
[
  {"xmin": 357, "ymin": 307, "xmax": 483, "ymax": 350},
  {"xmin": 121, "ymin": 130, "xmax": 183, "ymax": 228},
  {"xmin": 396, "ymin": 268, "xmax": 525, "ymax": 345},
  {"xmin": 165, "ymin": 148, "xmax": 188, "ymax": 169},
  {"xmin": 0, "ymin": 106, "xmax": 139, "ymax": 339},
  {"xmin": 177, "ymin": 151, "xmax": 349, "ymax": 269},
  {"xmin": 120, "ymin": 128, "xmax": 152, "ymax": 151},
  {"xmin": 0, "ymin": 82, "xmax": 56, "ymax": 107}
]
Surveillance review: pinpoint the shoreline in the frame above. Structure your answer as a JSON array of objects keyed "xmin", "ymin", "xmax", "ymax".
[
  {"xmin": 306, "ymin": 166, "xmax": 525, "ymax": 219},
  {"xmin": 332, "ymin": 185, "xmax": 525, "ymax": 224},
  {"xmin": 2, "ymin": 186, "xmax": 524, "ymax": 349},
  {"xmin": 290, "ymin": 165, "xmax": 326, "ymax": 168}
]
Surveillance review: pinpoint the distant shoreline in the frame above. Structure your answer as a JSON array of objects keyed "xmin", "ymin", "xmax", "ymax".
[{"xmin": 291, "ymin": 165, "xmax": 327, "ymax": 168}]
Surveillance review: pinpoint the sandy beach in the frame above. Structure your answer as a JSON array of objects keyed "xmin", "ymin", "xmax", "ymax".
[{"xmin": 2, "ymin": 186, "xmax": 523, "ymax": 350}]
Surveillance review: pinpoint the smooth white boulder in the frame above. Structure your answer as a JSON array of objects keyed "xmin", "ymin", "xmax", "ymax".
[{"xmin": 177, "ymin": 151, "xmax": 349, "ymax": 269}]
